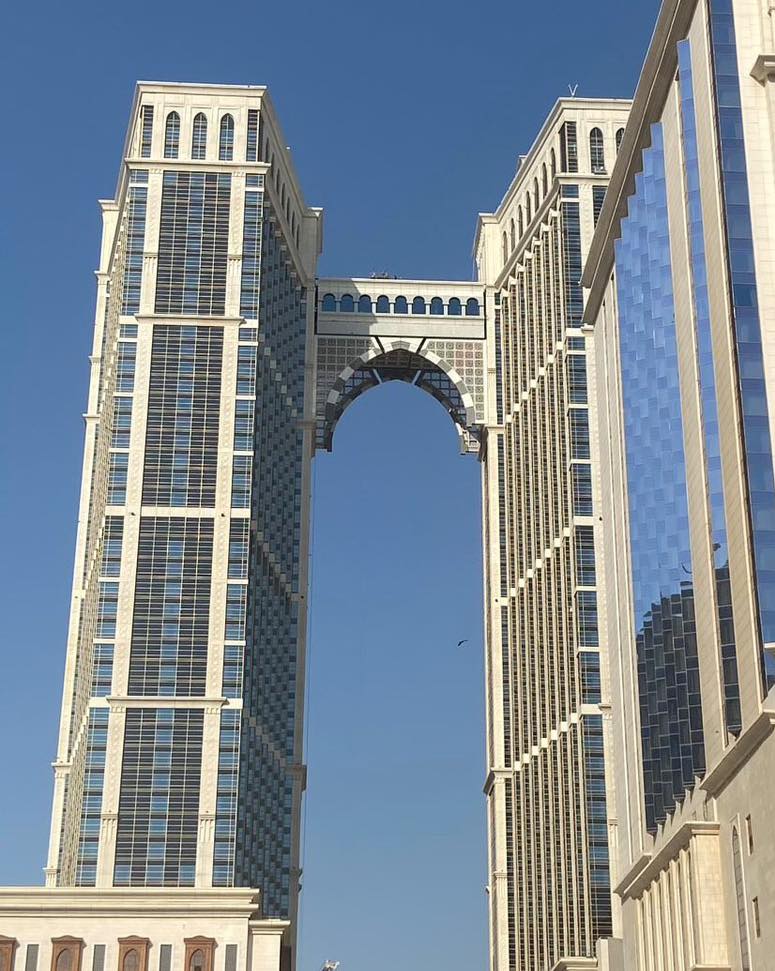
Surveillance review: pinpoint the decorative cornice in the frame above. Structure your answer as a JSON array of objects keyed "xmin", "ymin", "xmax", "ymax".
[
  {"xmin": 615, "ymin": 820, "xmax": 720, "ymax": 900},
  {"xmin": 751, "ymin": 53, "xmax": 775, "ymax": 83},
  {"xmin": 0, "ymin": 887, "xmax": 263, "ymax": 920},
  {"xmin": 106, "ymin": 696, "xmax": 228, "ymax": 710},
  {"xmin": 701, "ymin": 706, "xmax": 775, "ymax": 796}
]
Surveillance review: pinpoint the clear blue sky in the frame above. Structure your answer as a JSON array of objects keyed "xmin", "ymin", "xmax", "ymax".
[{"xmin": 0, "ymin": 0, "xmax": 659, "ymax": 969}]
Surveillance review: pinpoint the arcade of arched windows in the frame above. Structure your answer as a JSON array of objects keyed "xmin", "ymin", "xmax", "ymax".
[
  {"xmin": 139, "ymin": 104, "xmax": 303, "ymax": 251},
  {"xmin": 319, "ymin": 292, "xmax": 481, "ymax": 317},
  {"xmin": 500, "ymin": 121, "xmax": 624, "ymax": 264}
]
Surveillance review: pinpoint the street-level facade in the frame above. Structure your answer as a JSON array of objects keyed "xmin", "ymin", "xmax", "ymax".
[
  {"xmin": 475, "ymin": 98, "xmax": 629, "ymax": 971},
  {"xmin": 584, "ymin": 0, "xmax": 775, "ymax": 967}
]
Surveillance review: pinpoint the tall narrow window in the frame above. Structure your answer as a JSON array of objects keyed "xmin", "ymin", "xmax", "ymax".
[
  {"xmin": 164, "ymin": 112, "xmax": 180, "ymax": 159},
  {"xmin": 219, "ymin": 114, "xmax": 234, "ymax": 161},
  {"xmin": 140, "ymin": 105, "xmax": 153, "ymax": 158},
  {"xmin": 0, "ymin": 939, "xmax": 17, "ymax": 971},
  {"xmin": 615, "ymin": 127, "xmax": 625, "ymax": 154},
  {"xmin": 184, "ymin": 941, "xmax": 214, "ymax": 971},
  {"xmin": 550, "ymin": 147, "xmax": 557, "ymax": 178},
  {"xmin": 732, "ymin": 828, "xmax": 752, "ymax": 970},
  {"xmin": 246, "ymin": 109, "xmax": 259, "ymax": 161},
  {"xmin": 117, "ymin": 941, "xmax": 149, "ymax": 971},
  {"xmin": 192, "ymin": 113, "xmax": 207, "ymax": 160},
  {"xmin": 542, "ymin": 163, "xmax": 548, "ymax": 196},
  {"xmin": 518, "ymin": 207, "xmax": 524, "ymax": 237},
  {"xmin": 590, "ymin": 127, "xmax": 606, "ymax": 172},
  {"xmin": 509, "ymin": 219, "xmax": 516, "ymax": 251}
]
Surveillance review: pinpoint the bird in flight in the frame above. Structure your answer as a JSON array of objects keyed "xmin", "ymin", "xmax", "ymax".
[{"xmin": 457, "ymin": 639, "xmax": 469, "ymax": 647}]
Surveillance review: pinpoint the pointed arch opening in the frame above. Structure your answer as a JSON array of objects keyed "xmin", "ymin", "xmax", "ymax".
[{"xmin": 321, "ymin": 345, "xmax": 480, "ymax": 452}]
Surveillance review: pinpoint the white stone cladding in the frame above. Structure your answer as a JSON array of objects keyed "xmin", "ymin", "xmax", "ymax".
[{"xmin": 476, "ymin": 98, "xmax": 630, "ymax": 971}]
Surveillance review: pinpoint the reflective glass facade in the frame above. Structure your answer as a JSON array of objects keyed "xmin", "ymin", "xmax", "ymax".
[
  {"xmin": 709, "ymin": 0, "xmax": 775, "ymax": 686},
  {"xmin": 615, "ymin": 124, "xmax": 705, "ymax": 833},
  {"xmin": 678, "ymin": 38, "xmax": 741, "ymax": 734}
]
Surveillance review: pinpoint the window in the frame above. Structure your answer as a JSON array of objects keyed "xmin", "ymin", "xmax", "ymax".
[
  {"xmin": 117, "ymin": 941, "xmax": 149, "ymax": 971},
  {"xmin": 155, "ymin": 172, "xmax": 231, "ymax": 315},
  {"xmin": 358, "ymin": 294, "xmax": 372, "ymax": 312},
  {"xmin": 518, "ymin": 206, "xmax": 524, "ymax": 237},
  {"xmin": 732, "ymin": 828, "xmax": 752, "ymax": 970},
  {"xmin": 394, "ymin": 295, "xmax": 408, "ymax": 313},
  {"xmin": 376, "ymin": 295, "xmax": 390, "ymax": 313},
  {"xmin": 192, "ymin": 113, "xmax": 207, "ymax": 159},
  {"xmin": 533, "ymin": 177, "xmax": 540, "ymax": 211},
  {"xmin": 542, "ymin": 163, "xmax": 548, "ymax": 196},
  {"xmin": 140, "ymin": 105, "xmax": 153, "ymax": 158},
  {"xmin": 593, "ymin": 185, "xmax": 606, "ymax": 227},
  {"xmin": 321, "ymin": 293, "xmax": 336, "ymax": 312},
  {"xmin": 339, "ymin": 293, "xmax": 354, "ymax": 312},
  {"xmin": 746, "ymin": 814, "xmax": 754, "ymax": 853},
  {"xmin": 448, "ymin": 297, "xmax": 461, "ymax": 316},
  {"xmin": 50, "ymin": 941, "xmax": 83, "ymax": 971},
  {"xmin": 502, "ymin": 231, "xmax": 508, "ymax": 264},
  {"xmin": 0, "ymin": 939, "xmax": 17, "ymax": 971},
  {"xmin": 184, "ymin": 940, "xmax": 214, "ymax": 971},
  {"xmin": 509, "ymin": 219, "xmax": 516, "ymax": 251},
  {"xmin": 753, "ymin": 897, "xmax": 761, "ymax": 937},
  {"xmin": 412, "ymin": 296, "xmax": 426, "ymax": 315},
  {"xmin": 550, "ymin": 147, "xmax": 557, "ymax": 178},
  {"xmin": 430, "ymin": 297, "xmax": 444, "ymax": 315},
  {"xmin": 246, "ymin": 109, "xmax": 259, "ymax": 161},
  {"xmin": 590, "ymin": 127, "xmax": 606, "ymax": 173},
  {"xmin": 526, "ymin": 194, "xmax": 532, "ymax": 224},
  {"xmin": 219, "ymin": 114, "xmax": 234, "ymax": 161},
  {"xmin": 164, "ymin": 112, "xmax": 180, "ymax": 159},
  {"xmin": 465, "ymin": 297, "xmax": 480, "ymax": 316},
  {"xmin": 615, "ymin": 127, "xmax": 625, "ymax": 153}
]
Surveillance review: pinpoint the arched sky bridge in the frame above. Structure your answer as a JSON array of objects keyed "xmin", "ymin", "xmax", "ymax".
[{"xmin": 315, "ymin": 278, "xmax": 488, "ymax": 453}]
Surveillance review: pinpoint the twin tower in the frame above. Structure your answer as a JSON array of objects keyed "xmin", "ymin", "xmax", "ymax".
[{"xmin": 0, "ymin": 82, "xmax": 629, "ymax": 971}]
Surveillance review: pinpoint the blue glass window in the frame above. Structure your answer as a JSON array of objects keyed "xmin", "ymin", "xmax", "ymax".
[
  {"xmin": 447, "ymin": 297, "xmax": 461, "ymax": 316},
  {"xmin": 192, "ymin": 113, "xmax": 207, "ymax": 160},
  {"xmin": 375, "ymin": 295, "xmax": 390, "ymax": 313},
  {"xmin": 678, "ymin": 38, "xmax": 741, "ymax": 734},
  {"xmin": 615, "ymin": 123, "xmax": 705, "ymax": 831},
  {"xmin": 709, "ymin": 0, "xmax": 775, "ymax": 688},
  {"xmin": 394, "ymin": 295, "xmax": 408, "ymax": 314},
  {"xmin": 219, "ymin": 114, "xmax": 234, "ymax": 161},
  {"xmin": 164, "ymin": 112, "xmax": 180, "ymax": 159},
  {"xmin": 321, "ymin": 293, "xmax": 336, "ymax": 312}
]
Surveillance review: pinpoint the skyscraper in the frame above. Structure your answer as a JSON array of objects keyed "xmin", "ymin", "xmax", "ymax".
[
  {"xmin": 584, "ymin": 0, "xmax": 775, "ymax": 965},
  {"xmin": 0, "ymin": 84, "xmax": 629, "ymax": 971},
  {"xmin": 475, "ymin": 99, "xmax": 629, "ymax": 971}
]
